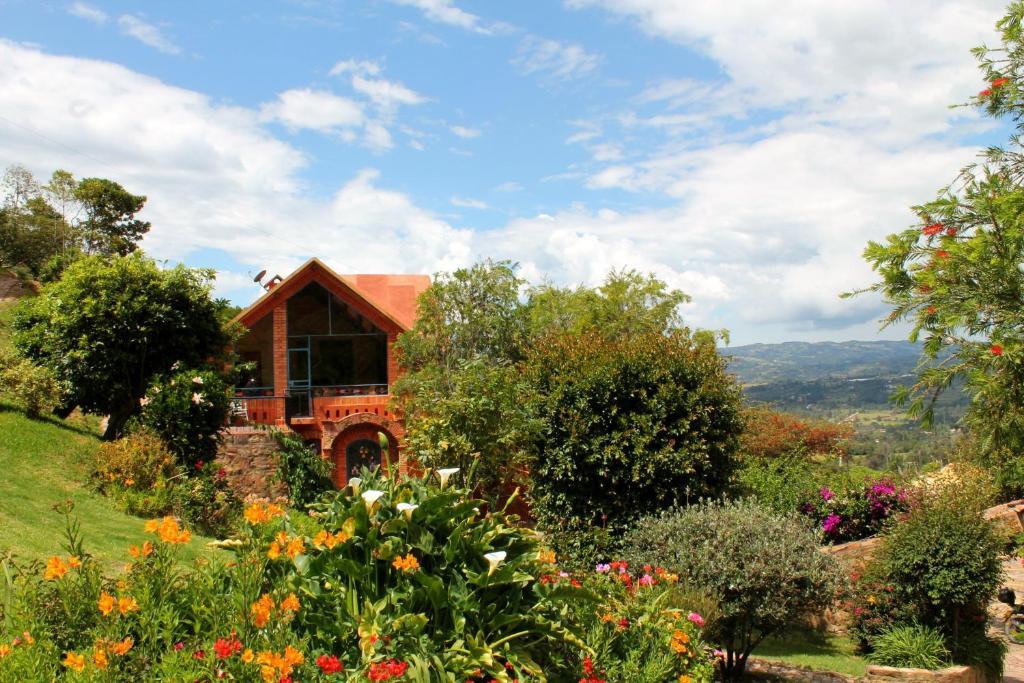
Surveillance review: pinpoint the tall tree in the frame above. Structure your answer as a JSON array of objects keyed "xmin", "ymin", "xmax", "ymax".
[
  {"xmin": 12, "ymin": 254, "xmax": 231, "ymax": 438},
  {"xmin": 75, "ymin": 177, "xmax": 150, "ymax": 256},
  {"xmin": 526, "ymin": 268, "xmax": 690, "ymax": 340},
  {"xmin": 850, "ymin": 3, "xmax": 1024, "ymax": 496}
]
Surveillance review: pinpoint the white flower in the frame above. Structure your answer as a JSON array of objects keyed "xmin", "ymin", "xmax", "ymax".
[
  {"xmin": 191, "ymin": 392, "xmax": 203, "ymax": 404},
  {"xmin": 484, "ymin": 551, "xmax": 507, "ymax": 576},
  {"xmin": 139, "ymin": 396, "xmax": 151, "ymax": 407},
  {"xmin": 361, "ymin": 489, "xmax": 385, "ymax": 509},
  {"xmin": 171, "ymin": 361, "xmax": 181, "ymax": 371},
  {"xmin": 348, "ymin": 477, "xmax": 362, "ymax": 495},
  {"xmin": 396, "ymin": 503, "xmax": 419, "ymax": 519},
  {"xmin": 192, "ymin": 376, "xmax": 204, "ymax": 384},
  {"xmin": 437, "ymin": 467, "xmax": 460, "ymax": 488}
]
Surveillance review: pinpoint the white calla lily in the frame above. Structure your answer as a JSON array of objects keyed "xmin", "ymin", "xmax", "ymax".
[
  {"xmin": 437, "ymin": 467, "xmax": 460, "ymax": 488},
  {"xmin": 484, "ymin": 551, "xmax": 507, "ymax": 576},
  {"xmin": 361, "ymin": 489, "xmax": 385, "ymax": 509},
  {"xmin": 396, "ymin": 503, "xmax": 419, "ymax": 519},
  {"xmin": 348, "ymin": 477, "xmax": 362, "ymax": 495}
]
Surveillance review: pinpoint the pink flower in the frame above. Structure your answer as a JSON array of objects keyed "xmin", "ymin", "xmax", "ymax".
[
  {"xmin": 688, "ymin": 612, "xmax": 705, "ymax": 628},
  {"xmin": 173, "ymin": 642, "xmax": 184, "ymax": 652},
  {"xmin": 639, "ymin": 574, "xmax": 654, "ymax": 587}
]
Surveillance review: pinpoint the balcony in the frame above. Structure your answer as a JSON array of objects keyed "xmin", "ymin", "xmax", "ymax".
[{"xmin": 231, "ymin": 384, "xmax": 391, "ymax": 427}]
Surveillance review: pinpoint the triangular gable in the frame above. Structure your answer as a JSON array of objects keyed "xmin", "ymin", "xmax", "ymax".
[{"xmin": 232, "ymin": 258, "xmax": 409, "ymax": 334}]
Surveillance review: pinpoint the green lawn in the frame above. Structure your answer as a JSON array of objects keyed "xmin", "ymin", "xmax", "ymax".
[
  {"xmin": 0, "ymin": 401, "xmax": 215, "ymax": 571},
  {"xmin": 752, "ymin": 629, "xmax": 868, "ymax": 677}
]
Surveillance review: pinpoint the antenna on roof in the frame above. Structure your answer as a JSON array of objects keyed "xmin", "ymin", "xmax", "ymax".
[
  {"xmin": 250, "ymin": 269, "xmax": 282, "ymax": 291},
  {"xmin": 252, "ymin": 269, "xmax": 267, "ymax": 284}
]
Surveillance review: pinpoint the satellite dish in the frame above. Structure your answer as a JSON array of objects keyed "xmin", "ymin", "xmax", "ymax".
[{"xmin": 253, "ymin": 269, "xmax": 267, "ymax": 284}]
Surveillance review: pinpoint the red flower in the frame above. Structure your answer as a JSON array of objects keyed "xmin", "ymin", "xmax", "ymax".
[
  {"xmin": 945, "ymin": 226, "xmax": 957, "ymax": 236},
  {"xmin": 992, "ymin": 344, "xmax": 1004, "ymax": 356},
  {"xmin": 926, "ymin": 306, "xmax": 937, "ymax": 314},
  {"xmin": 173, "ymin": 642, "xmax": 184, "ymax": 652},
  {"xmin": 584, "ymin": 657, "xmax": 595, "ymax": 675},
  {"xmin": 980, "ymin": 88, "xmax": 992, "ymax": 97},
  {"xmin": 195, "ymin": 461, "xmax": 205, "ymax": 470},
  {"xmin": 617, "ymin": 617, "xmax": 629, "ymax": 629},
  {"xmin": 936, "ymin": 250, "xmax": 949, "ymax": 259},
  {"xmin": 993, "ymin": 77, "xmax": 1010, "ymax": 87},
  {"xmin": 368, "ymin": 659, "xmax": 408, "ymax": 681},
  {"xmin": 193, "ymin": 650, "xmax": 206, "ymax": 660},
  {"xmin": 279, "ymin": 678, "xmax": 292, "ymax": 683},
  {"xmin": 213, "ymin": 636, "xmax": 242, "ymax": 659},
  {"xmin": 316, "ymin": 654, "xmax": 343, "ymax": 674},
  {"xmin": 922, "ymin": 223, "xmax": 943, "ymax": 236}
]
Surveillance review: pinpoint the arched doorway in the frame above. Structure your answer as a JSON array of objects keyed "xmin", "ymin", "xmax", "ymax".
[
  {"xmin": 344, "ymin": 438, "xmax": 382, "ymax": 481},
  {"xmin": 326, "ymin": 413, "xmax": 404, "ymax": 487}
]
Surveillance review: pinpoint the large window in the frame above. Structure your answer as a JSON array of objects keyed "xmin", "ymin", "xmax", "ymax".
[{"xmin": 286, "ymin": 282, "xmax": 388, "ymax": 388}]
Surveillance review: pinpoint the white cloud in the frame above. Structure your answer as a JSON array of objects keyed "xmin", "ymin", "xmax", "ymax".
[
  {"xmin": 363, "ymin": 121, "xmax": 394, "ymax": 151},
  {"xmin": 328, "ymin": 59, "xmax": 382, "ymax": 77},
  {"xmin": 68, "ymin": 2, "xmax": 107, "ymax": 24},
  {"xmin": 0, "ymin": 40, "xmax": 471, "ymax": 287},
  {"xmin": 259, "ymin": 89, "xmax": 364, "ymax": 133},
  {"xmin": 513, "ymin": 35, "xmax": 601, "ymax": 81},
  {"xmin": 388, "ymin": 0, "xmax": 494, "ymax": 35},
  {"xmin": 450, "ymin": 125, "xmax": 481, "ymax": 138},
  {"xmin": 117, "ymin": 15, "xmax": 181, "ymax": 55},
  {"xmin": 450, "ymin": 196, "xmax": 488, "ymax": 209},
  {"xmin": 351, "ymin": 74, "xmax": 427, "ymax": 110},
  {"xmin": 494, "ymin": 181, "xmax": 523, "ymax": 192}
]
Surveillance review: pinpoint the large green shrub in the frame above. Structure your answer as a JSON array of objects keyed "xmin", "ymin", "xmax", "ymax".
[
  {"xmin": 527, "ymin": 330, "xmax": 743, "ymax": 566},
  {"xmin": 875, "ymin": 492, "xmax": 1003, "ymax": 674},
  {"xmin": 0, "ymin": 350, "xmax": 60, "ymax": 418},
  {"xmin": 736, "ymin": 453, "xmax": 817, "ymax": 516},
  {"xmin": 622, "ymin": 500, "xmax": 841, "ymax": 681}
]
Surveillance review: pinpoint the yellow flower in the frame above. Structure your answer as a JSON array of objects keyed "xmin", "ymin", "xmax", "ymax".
[
  {"xmin": 67, "ymin": 556, "xmax": 82, "ymax": 569},
  {"xmin": 21, "ymin": 632, "xmax": 34, "ymax": 645},
  {"xmin": 280, "ymin": 593, "xmax": 300, "ymax": 614},
  {"xmin": 267, "ymin": 542, "xmax": 282, "ymax": 560},
  {"xmin": 62, "ymin": 651, "xmax": 86, "ymax": 673},
  {"xmin": 600, "ymin": 612, "xmax": 615, "ymax": 623},
  {"xmin": 118, "ymin": 596, "xmax": 139, "ymax": 615},
  {"xmin": 110, "ymin": 637, "xmax": 133, "ymax": 656},
  {"xmin": 44, "ymin": 556, "xmax": 68, "ymax": 581},
  {"xmin": 537, "ymin": 549, "xmax": 557, "ymax": 564},
  {"xmin": 92, "ymin": 647, "xmax": 109, "ymax": 670},
  {"xmin": 867, "ymin": 595, "xmax": 877, "ymax": 605},
  {"xmin": 392, "ymin": 553, "xmax": 420, "ymax": 572},
  {"xmin": 98, "ymin": 592, "xmax": 116, "ymax": 617},
  {"xmin": 144, "ymin": 519, "xmax": 160, "ymax": 533},
  {"xmin": 149, "ymin": 516, "xmax": 191, "ymax": 544},
  {"xmin": 241, "ymin": 648, "xmax": 255, "ymax": 663},
  {"xmin": 0, "ymin": 644, "xmax": 10, "ymax": 659},
  {"xmin": 670, "ymin": 629, "xmax": 690, "ymax": 654},
  {"xmin": 679, "ymin": 676, "xmax": 692, "ymax": 683},
  {"xmin": 312, "ymin": 530, "xmax": 330, "ymax": 548}
]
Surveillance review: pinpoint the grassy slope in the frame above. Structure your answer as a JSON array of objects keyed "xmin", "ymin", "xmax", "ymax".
[
  {"xmin": 0, "ymin": 402, "xmax": 214, "ymax": 570},
  {"xmin": 753, "ymin": 629, "xmax": 868, "ymax": 677}
]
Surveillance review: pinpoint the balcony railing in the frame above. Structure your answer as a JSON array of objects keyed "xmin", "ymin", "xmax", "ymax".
[{"xmin": 231, "ymin": 384, "xmax": 390, "ymax": 425}]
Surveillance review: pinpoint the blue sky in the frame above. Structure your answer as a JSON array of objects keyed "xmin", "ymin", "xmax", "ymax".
[{"xmin": 0, "ymin": 0, "xmax": 1011, "ymax": 344}]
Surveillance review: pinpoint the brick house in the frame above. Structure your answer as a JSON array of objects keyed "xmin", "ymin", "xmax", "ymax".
[{"xmin": 230, "ymin": 258, "xmax": 429, "ymax": 487}]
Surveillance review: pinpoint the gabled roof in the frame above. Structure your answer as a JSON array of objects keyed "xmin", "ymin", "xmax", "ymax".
[{"xmin": 232, "ymin": 258, "xmax": 429, "ymax": 333}]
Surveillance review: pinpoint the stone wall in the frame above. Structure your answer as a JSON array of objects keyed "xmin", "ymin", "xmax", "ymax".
[
  {"xmin": 216, "ymin": 427, "xmax": 288, "ymax": 501},
  {"xmin": 0, "ymin": 271, "xmax": 36, "ymax": 300}
]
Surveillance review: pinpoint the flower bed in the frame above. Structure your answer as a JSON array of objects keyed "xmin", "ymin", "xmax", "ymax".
[{"xmin": 801, "ymin": 479, "xmax": 909, "ymax": 544}]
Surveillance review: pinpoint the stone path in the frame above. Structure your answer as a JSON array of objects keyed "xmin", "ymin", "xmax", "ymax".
[{"xmin": 1001, "ymin": 557, "xmax": 1024, "ymax": 682}]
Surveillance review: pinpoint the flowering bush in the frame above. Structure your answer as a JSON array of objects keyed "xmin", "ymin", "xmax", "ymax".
[
  {"xmin": 800, "ymin": 478, "xmax": 910, "ymax": 543},
  {"xmin": 849, "ymin": 489, "xmax": 1006, "ymax": 680},
  {"xmin": 91, "ymin": 428, "xmax": 240, "ymax": 537},
  {"xmin": 546, "ymin": 559, "xmax": 716, "ymax": 683},
  {"xmin": 136, "ymin": 366, "xmax": 230, "ymax": 470}
]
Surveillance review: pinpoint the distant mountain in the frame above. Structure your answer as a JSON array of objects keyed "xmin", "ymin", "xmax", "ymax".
[
  {"xmin": 723, "ymin": 340, "xmax": 923, "ymax": 386},
  {"xmin": 720, "ymin": 340, "xmax": 967, "ymax": 417}
]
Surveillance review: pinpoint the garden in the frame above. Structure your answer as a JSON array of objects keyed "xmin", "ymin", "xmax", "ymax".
[{"xmin": 6, "ymin": 3, "xmax": 1024, "ymax": 681}]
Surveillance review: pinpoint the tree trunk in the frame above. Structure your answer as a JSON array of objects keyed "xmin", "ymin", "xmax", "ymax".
[
  {"xmin": 102, "ymin": 401, "xmax": 136, "ymax": 440},
  {"xmin": 52, "ymin": 402, "xmax": 77, "ymax": 419}
]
